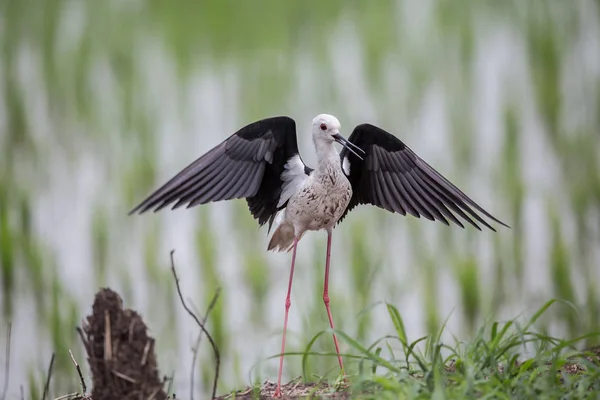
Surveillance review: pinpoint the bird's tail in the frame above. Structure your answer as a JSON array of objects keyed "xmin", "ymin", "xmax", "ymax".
[{"xmin": 267, "ymin": 223, "xmax": 298, "ymax": 252}]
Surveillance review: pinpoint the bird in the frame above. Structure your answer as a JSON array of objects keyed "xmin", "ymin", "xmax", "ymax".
[{"xmin": 129, "ymin": 114, "xmax": 508, "ymax": 397}]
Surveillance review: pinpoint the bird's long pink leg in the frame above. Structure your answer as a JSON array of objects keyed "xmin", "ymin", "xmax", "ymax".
[
  {"xmin": 275, "ymin": 237, "xmax": 299, "ymax": 397},
  {"xmin": 324, "ymin": 230, "xmax": 344, "ymax": 372}
]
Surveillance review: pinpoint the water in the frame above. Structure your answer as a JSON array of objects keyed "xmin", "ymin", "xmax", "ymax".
[{"xmin": 1, "ymin": 1, "xmax": 599, "ymax": 398}]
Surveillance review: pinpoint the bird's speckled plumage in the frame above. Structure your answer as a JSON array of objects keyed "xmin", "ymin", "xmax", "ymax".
[
  {"xmin": 267, "ymin": 114, "xmax": 353, "ymax": 252},
  {"xmin": 287, "ymin": 163, "xmax": 352, "ymax": 232}
]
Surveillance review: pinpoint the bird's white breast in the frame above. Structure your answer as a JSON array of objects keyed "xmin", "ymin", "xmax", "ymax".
[{"xmin": 285, "ymin": 162, "xmax": 352, "ymax": 232}]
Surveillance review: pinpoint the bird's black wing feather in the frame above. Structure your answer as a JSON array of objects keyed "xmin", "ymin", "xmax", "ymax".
[
  {"xmin": 130, "ymin": 116, "xmax": 309, "ymax": 228},
  {"xmin": 338, "ymin": 124, "xmax": 509, "ymax": 231}
]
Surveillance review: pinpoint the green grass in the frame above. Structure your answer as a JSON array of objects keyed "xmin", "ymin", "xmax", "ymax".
[{"xmin": 224, "ymin": 299, "xmax": 600, "ymax": 399}]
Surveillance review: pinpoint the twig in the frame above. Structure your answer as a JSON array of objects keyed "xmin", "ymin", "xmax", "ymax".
[
  {"xmin": 165, "ymin": 372, "xmax": 175, "ymax": 398},
  {"xmin": 104, "ymin": 310, "xmax": 112, "ymax": 361},
  {"xmin": 1, "ymin": 322, "xmax": 11, "ymax": 400},
  {"xmin": 111, "ymin": 369, "xmax": 137, "ymax": 384},
  {"xmin": 191, "ymin": 287, "xmax": 221, "ymax": 399},
  {"xmin": 68, "ymin": 349, "xmax": 87, "ymax": 395},
  {"xmin": 147, "ymin": 386, "xmax": 163, "ymax": 400},
  {"xmin": 75, "ymin": 328, "xmax": 90, "ymax": 356},
  {"xmin": 42, "ymin": 353, "xmax": 55, "ymax": 400},
  {"xmin": 52, "ymin": 393, "xmax": 79, "ymax": 400},
  {"xmin": 169, "ymin": 250, "xmax": 220, "ymax": 400},
  {"xmin": 128, "ymin": 319, "xmax": 136, "ymax": 342},
  {"xmin": 141, "ymin": 339, "xmax": 153, "ymax": 366},
  {"xmin": 20, "ymin": 385, "xmax": 23, "ymax": 400}
]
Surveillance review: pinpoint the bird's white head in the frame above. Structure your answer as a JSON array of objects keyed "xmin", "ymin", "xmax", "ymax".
[
  {"xmin": 311, "ymin": 114, "xmax": 365, "ymax": 161},
  {"xmin": 312, "ymin": 114, "xmax": 342, "ymax": 141}
]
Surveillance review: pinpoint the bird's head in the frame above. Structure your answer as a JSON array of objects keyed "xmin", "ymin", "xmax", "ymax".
[
  {"xmin": 312, "ymin": 114, "xmax": 342, "ymax": 140},
  {"xmin": 312, "ymin": 114, "xmax": 365, "ymax": 160}
]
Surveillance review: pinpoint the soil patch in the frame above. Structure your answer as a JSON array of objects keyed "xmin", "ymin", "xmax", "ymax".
[{"xmin": 215, "ymin": 378, "xmax": 352, "ymax": 400}]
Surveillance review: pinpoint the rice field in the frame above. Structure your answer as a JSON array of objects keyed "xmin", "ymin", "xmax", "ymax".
[{"xmin": 0, "ymin": 1, "xmax": 599, "ymax": 398}]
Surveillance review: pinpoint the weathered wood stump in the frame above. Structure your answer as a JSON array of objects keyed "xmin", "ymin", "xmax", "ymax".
[{"xmin": 80, "ymin": 288, "xmax": 167, "ymax": 400}]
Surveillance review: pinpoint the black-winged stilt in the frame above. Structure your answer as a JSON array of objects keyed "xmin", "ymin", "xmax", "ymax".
[{"xmin": 130, "ymin": 114, "xmax": 508, "ymax": 397}]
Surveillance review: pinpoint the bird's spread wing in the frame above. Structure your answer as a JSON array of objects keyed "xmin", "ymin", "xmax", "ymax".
[
  {"xmin": 338, "ymin": 124, "xmax": 509, "ymax": 231},
  {"xmin": 129, "ymin": 116, "xmax": 311, "ymax": 230}
]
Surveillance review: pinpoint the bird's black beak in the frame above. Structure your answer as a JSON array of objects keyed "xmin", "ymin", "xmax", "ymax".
[{"xmin": 332, "ymin": 133, "xmax": 365, "ymax": 160}]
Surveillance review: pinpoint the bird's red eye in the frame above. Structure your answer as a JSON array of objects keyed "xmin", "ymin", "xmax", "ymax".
[{"xmin": 320, "ymin": 124, "xmax": 327, "ymax": 131}]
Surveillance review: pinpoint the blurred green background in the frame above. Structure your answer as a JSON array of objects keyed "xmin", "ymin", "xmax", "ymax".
[{"xmin": 1, "ymin": 0, "xmax": 599, "ymax": 398}]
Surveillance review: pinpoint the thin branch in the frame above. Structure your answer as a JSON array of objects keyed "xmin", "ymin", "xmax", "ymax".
[
  {"xmin": 68, "ymin": 349, "xmax": 87, "ymax": 395},
  {"xmin": 1, "ymin": 322, "xmax": 11, "ymax": 400},
  {"xmin": 165, "ymin": 372, "xmax": 175, "ymax": 398},
  {"xmin": 41, "ymin": 353, "xmax": 55, "ymax": 400},
  {"xmin": 191, "ymin": 287, "xmax": 221, "ymax": 399},
  {"xmin": 75, "ymin": 328, "xmax": 90, "ymax": 357},
  {"xmin": 147, "ymin": 386, "xmax": 163, "ymax": 400},
  {"xmin": 128, "ymin": 319, "xmax": 137, "ymax": 342},
  {"xmin": 104, "ymin": 310, "xmax": 112, "ymax": 361},
  {"xmin": 169, "ymin": 250, "xmax": 220, "ymax": 400},
  {"xmin": 52, "ymin": 393, "xmax": 79, "ymax": 400},
  {"xmin": 141, "ymin": 339, "xmax": 153, "ymax": 366},
  {"xmin": 111, "ymin": 370, "xmax": 136, "ymax": 384}
]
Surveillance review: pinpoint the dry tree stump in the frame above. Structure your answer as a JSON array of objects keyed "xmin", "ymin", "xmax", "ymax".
[{"xmin": 79, "ymin": 288, "xmax": 167, "ymax": 400}]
